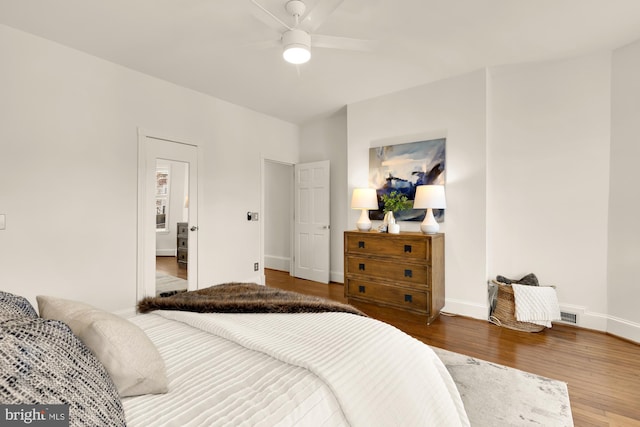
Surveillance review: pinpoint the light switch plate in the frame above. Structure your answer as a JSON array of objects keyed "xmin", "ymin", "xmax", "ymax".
[{"xmin": 0, "ymin": 214, "xmax": 5, "ymax": 230}]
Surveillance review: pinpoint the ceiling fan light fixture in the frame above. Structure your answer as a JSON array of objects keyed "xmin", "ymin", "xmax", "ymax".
[{"xmin": 282, "ymin": 29, "xmax": 311, "ymax": 64}]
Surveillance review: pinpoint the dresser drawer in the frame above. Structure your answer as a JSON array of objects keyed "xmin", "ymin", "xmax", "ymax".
[
  {"xmin": 346, "ymin": 256, "xmax": 428, "ymax": 285},
  {"xmin": 177, "ymin": 222, "xmax": 189, "ymax": 236},
  {"xmin": 346, "ymin": 279, "xmax": 430, "ymax": 314},
  {"xmin": 177, "ymin": 237, "xmax": 188, "ymax": 249},
  {"xmin": 345, "ymin": 233, "xmax": 429, "ymax": 261},
  {"xmin": 177, "ymin": 248, "xmax": 188, "ymax": 264}
]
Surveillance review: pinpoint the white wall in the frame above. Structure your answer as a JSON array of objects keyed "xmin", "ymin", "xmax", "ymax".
[
  {"xmin": 343, "ymin": 49, "xmax": 639, "ymax": 341},
  {"xmin": 347, "ymin": 71, "xmax": 489, "ymax": 319},
  {"xmin": 2, "ymin": 23, "xmax": 638, "ymax": 341},
  {"xmin": 488, "ymin": 53, "xmax": 612, "ymax": 331},
  {"xmin": 608, "ymin": 39, "xmax": 640, "ymax": 342},
  {"xmin": 264, "ymin": 160, "xmax": 293, "ymax": 272},
  {"xmin": 0, "ymin": 25, "xmax": 298, "ymax": 311},
  {"xmin": 299, "ymin": 108, "xmax": 348, "ymax": 283}
]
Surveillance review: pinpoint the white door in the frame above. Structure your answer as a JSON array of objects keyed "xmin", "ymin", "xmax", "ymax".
[
  {"xmin": 137, "ymin": 131, "xmax": 198, "ymax": 299},
  {"xmin": 294, "ymin": 160, "xmax": 330, "ymax": 283}
]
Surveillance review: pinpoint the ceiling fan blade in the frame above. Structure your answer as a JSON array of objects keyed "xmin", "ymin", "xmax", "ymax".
[
  {"xmin": 250, "ymin": 0, "xmax": 292, "ymax": 32},
  {"xmin": 311, "ymin": 34, "xmax": 377, "ymax": 52},
  {"xmin": 301, "ymin": 0, "xmax": 344, "ymax": 32}
]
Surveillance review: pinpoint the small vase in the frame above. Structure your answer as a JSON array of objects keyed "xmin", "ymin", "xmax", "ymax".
[
  {"xmin": 385, "ymin": 211, "xmax": 395, "ymax": 233},
  {"xmin": 387, "ymin": 211, "xmax": 395, "ymax": 223},
  {"xmin": 388, "ymin": 213, "xmax": 399, "ymax": 234},
  {"xmin": 380, "ymin": 211, "xmax": 393, "ymax": 232}
]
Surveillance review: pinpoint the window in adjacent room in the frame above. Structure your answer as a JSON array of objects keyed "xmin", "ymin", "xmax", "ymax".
[{"xmin": 156, "ymin": 167, "xmax": 170, "ymax": 232}]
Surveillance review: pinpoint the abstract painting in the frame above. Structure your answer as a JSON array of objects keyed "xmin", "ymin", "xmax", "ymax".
[{"xmin": 369, "ymin": 138, "xmax": 446, "ymax": 221}]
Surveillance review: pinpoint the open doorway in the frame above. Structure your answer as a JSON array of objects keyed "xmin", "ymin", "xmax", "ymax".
[
  {"xmin": 262, "ymin": 159, "xmax": 330, "ymax": 284},
  {"xmin": 264, "ymin": 160, "xmax": 294, "ymax": 274}
]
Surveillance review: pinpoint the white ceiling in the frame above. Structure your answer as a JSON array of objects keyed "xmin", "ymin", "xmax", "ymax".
[{"xmin": 2, "ymin": 0, "xmax": 640, "ymax": 124}]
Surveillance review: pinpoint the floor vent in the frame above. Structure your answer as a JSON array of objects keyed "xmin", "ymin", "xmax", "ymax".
[{"xmin": 560, "ymin": 311, "xmax": 577, "ymax": 324}]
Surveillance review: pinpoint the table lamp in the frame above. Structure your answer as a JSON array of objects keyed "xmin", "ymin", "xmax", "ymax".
[
  {"xmin": 351, "ymin": 188, "xmax": 378, "ymax": 231},
  {"xmin": 413, "ymin": 185, "xmax": 446, "ymax": 234}
]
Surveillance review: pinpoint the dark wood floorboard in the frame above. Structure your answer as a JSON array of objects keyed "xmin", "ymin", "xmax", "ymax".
[
  {"xmin": 156, "ymin": 256, "xmax": 187, "ymax": 280},
  {"xmin": 265, "ymin": 268, "xmax": 640, "ymax": 427}
]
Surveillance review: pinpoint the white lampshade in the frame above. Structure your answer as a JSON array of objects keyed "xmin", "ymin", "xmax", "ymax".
[
  {"xmin": 351, "ymin": 188, "xmax": 378, "ymax": 209},
  {"xmin": 282, "ymin": 29, "xmax": 311, "ymax": 64},
  {"xmin": 413, "ymin": 185, "xmax": 446, "ymax": 234},
  {"xmin": 413, "ymin": 185, "xmax": 446, "ymax": 209},
  {"xmin": 351, "ymin": 188, "xmax": 378, "ymax": 231}
]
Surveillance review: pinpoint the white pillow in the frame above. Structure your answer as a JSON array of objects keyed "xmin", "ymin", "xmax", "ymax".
[{"xmin": 37, "ymin": 295, "xmax": 168, "ymax": 397}]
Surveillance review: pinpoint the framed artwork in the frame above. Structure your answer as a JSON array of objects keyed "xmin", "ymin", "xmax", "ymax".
[{"xmin": 369, "ymin": 137, "xmax": 446, "ymax": 221}]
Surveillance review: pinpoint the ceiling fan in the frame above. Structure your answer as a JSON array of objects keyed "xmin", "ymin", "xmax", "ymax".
[{"xmin": 250, "ymin": 0, "xmax": 375, "ymax": 64}]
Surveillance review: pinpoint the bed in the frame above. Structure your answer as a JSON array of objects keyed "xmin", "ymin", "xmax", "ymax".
[{"xmin": 1, "ymin": 287, "xmax": 470, "ymax": 426}]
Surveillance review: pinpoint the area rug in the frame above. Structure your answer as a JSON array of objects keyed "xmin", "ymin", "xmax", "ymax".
[
  {"xmin": 432, "ymin": 347, "xmax": 573, "ymax": 426},
  {"xmin": 155, "ymin": 272, "xmax": 188, "ymax": 296}
]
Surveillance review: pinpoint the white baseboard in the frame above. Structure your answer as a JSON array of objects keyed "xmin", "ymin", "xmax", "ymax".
[
  {"xmin": 330, "ymin": 270, "xmax": 344, "ymax": 284},
  {"xmin": 156, "ymin": 249, "xmax": 176, "ymax": 257},
  {"xmin": 557, "ymin": 303, "xmax": 608, "ymax": 332},
  {"xmin": 265, "ymin": 255, "xmax": 290, "ymax": 272},
  {"xmin": 442, "ymin": 298, "xmax": 488, "ymax": 320},
  {"xmin": 443, "ymin": 300, "xmax": 639, "ymax": 344},
  {"xmin": 558, "ymin": 305, "xmax": 639, "ymax": 343},
  {"xmin": 607, "ymin": 316, "xmax": 640, "ymax": 344}
]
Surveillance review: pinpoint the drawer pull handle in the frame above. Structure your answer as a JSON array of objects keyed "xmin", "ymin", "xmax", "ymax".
[
  {"xmin": 359, "ymin": 263, "xmax": 365, "ymax": 271},
  {"xmin": 404, "ymin": 245, "xmax": 412, "ymax": 253},
  {"xmin": 404, "ymin": 294, "xmax": 413, "ymax": 303},
  {"xmin": 358, "ymin": 241, "xmax": 365, "ymax": 248},
  {"xmin": 358, "ymin": 285, "xmax": 366, "ymax": 293},
  {"xmin": 404, "ymin": 269, "xmax": 413, "ymax": 278}
]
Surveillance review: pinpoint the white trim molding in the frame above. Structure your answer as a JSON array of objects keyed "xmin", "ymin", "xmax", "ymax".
[
  {"xmin": 607, "ymin": 316, "xmax": 640, "ymax": 344},
  {"xmin": 442, "ymin": 298, "xmax": 489, "ymax": 321},
  {"xmin": 265, "ymin": 255, "xmax": 291, "ymax": 272},
  {"xmin": 330, "ymin": 270, "xmax": 344, "ymax": 284}
]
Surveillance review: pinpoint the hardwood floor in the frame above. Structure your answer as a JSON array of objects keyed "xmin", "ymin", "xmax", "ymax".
[
  {"xmin": 265, "ymin": 269, "xmax": 640, "ymax": 427},
  {"xmin": 156, "ymin": 256, "xmax": 187, "ymax": 280}
]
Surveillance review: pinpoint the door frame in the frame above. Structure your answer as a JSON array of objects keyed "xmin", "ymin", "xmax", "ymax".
[
  {"xmin": 260, "ymin": 158, "xmax": 331, "ymax": 284},
  {"xmin": 136, "ymin": 128, "xmax": 201, "ymax": 299}
]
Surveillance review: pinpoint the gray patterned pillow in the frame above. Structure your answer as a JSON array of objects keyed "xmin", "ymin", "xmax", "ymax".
[
  {"xmin": 0, "ymin": 317, "xmax": 126, "ymax": 427},
  {"xmin": 0, "ymin": 291, "xmax": 38, "ymax": 321}
]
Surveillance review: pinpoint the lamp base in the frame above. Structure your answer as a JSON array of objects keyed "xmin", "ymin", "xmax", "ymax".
[
  {"xmin": 356, "ymin": 208, "xmax": 372, "ymax": 231},
  {"xmin": 420, "ymin": 208, "xmax": 440, "ymax": 234}
]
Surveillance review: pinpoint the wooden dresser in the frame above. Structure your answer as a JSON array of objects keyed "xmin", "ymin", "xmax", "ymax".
[
  {"xmin": 176, "ymin": 222, "xmax": 188, "ymax": 267},
  {"xmin": 344, "ymin": 230, "xmax": 445, "ymax": 324}
]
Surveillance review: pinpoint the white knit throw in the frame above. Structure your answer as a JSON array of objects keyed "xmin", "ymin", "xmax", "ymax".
[{"xmin": 512, "ymin": 284, "xmax": 561, "ymax": 327}]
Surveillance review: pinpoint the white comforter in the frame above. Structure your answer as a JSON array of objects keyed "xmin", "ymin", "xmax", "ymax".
[{"xmin": 123, "ymin": 311, "xmax": 469, "ymax": 426}]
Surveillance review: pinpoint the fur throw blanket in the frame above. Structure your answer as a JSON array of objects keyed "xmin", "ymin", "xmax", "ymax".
[{"xmin": 137, "ymin": 282, "xmax": 366, "ymax": 317}]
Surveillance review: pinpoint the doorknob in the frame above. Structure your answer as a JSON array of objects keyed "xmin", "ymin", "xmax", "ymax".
[
  {"xmin": 321, "ymin": 225, "xmax": 330, "ymax": 229},
  {"xmin": 190, "ymin": 226, "xmax": 199, "ymax": 231}
]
